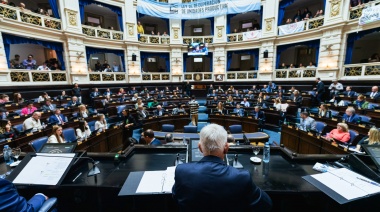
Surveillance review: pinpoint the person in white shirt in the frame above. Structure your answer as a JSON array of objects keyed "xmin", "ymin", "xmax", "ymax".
[
  {"xmin": 240, "ymin": 98, "xmax": 250, "ymax": 107},
  {"xmin": 76, "ymin": 121, "xmax": 91, "ymax": 141},
  {"xmin": 23, "ymin": 112, "xmax": 42, "ymax": 132},
  {"xmin": 369, "ymin": 86, "xmax": 380, "ymax": 99},
  {"xmin": 36, "ymin": 62, "xmax": 51, "ymax": 71},
  {"xmin": 328, "ymin": 80, "xmax": 343, "ymax": 98},
  {"xmin": 38, "ymin": 92, "xmax": 51, "ymax": 103},
  {"xmin": 273, "ymin": 98, "xmax": 282, "ymax": 111},
  {"xmin": 48, "ymin": 125, "xmax": 65, "ymax": 143},
  {"xmin": 306, "ymin": 61, "xmax": 316, "ymax": 68},
  {"xmin": 95, "ymin": 114, "xmax": 107, "ymax": 132}
]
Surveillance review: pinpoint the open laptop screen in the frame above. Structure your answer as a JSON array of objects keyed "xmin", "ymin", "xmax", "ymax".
[{"xmin": 39, "ymin": 143, "xmax": 77, "ymax": 154}]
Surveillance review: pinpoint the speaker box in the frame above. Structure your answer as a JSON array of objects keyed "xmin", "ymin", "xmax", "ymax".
[
  {"xmin": 132, "ymin": 54, "xmax": 137, "ymax": 61},
  {"xmin": 263, "ymin": 50, "xmax": 268, "ymax": 58}
]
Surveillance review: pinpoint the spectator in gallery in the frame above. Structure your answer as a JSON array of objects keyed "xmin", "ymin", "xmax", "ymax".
[
  {"xmin": 294, "ymin": 10, "xmax": 302, "ymax": 21},
  {"xmin": 368, "ymin": 53, "xmax": 379, "ymax": 62},
  {"xmin": 303, "ymin": 13, "xmax": 311, "ymax": 20},
  {"xmin": 50, "ymin": 63, "xmax": 60, "ymax": 70},
  {"xmin": 306, "ymin": 61, "xmax": 316, "ymax": 68},
  {"xmin": 18, "ymin": 2, "xmax": 27, "ymax": 11},
  {"xmin": 162, "ymin": 31, "xmax": 169, "ymax": 36},
  {"xmin": 103, "ymin": 65, "xmax": 112, "ymax": 72},
  {"xmin": 151, "ymin": 31, "xmax": 155, "ymax": 35},
  {"xmin": 22, "ymin": 54, "xmax": 36, "ymax": 70},
  {"xmin": 37, "ymin": 62, "xmax": 51, "ymax": 71},
  {"xmin": 302, "ymin": 7, "xmax": 312, "ymax": 19},
  {"xmin": 350, "ymin": 0, "xmax": 362, "ymax": 8},
  {"xmin": 102, "ymin": 60, "xmax": 109, "ymax": 70},
  {"xmin": 286, "ymin": 18, "xmax": 292, "ymax": 24},
  {"xmin": 289, "ymin": 64, "xmax": 295, "ymax": 68},
  {"xmin": 314, "ymin": 10, "xmax": 324, "ymax": 18},
  {"xmin": 10, "ymin": 54, "xmax": 21, "ymax": 68},
  {"xmin": 137, "ymin": 21, "xmax": 144, "ymax": 34},
  {"xmin": 95, "ymin": 61, "xmax": 102, "ymax": 71},
  {"xmin": 1, "ymin": 0, "xmax": 8, "ymax": 5},
  {"xmin": 294, "ymin": 17, "xmax": 300, "ymax": 22},
  {"xmin": 233, "ymin": 28, "xmax": 238, "ymax": 33},
  {"xmin": 112, "ymin": 61, "xmax": 120, "ymax": 72},
  {"xmin": 280, "ymin": 63, "xmax": 287, "ymax": 69}
]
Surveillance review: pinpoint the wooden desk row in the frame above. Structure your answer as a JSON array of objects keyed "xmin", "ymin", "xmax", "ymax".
[{"xmin": 281, "ymin": 125, "xmax": 348, "ymax": 155}]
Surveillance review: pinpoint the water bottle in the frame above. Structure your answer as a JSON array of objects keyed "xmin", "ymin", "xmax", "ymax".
[
  {"xmin": 263, "ymin": 142, "xmax": 270, "ymax": 163},
  {"xmin": 297, "ymin": 108, "xmax": 301, "ymax": 117},
  {"xmin": 3, "ymin": 145, "xmax": 14, "ymax": 165}
]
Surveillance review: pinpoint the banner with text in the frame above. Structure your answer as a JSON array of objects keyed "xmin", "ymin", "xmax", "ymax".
[
  {"xmin": 359, "ymin": 4, "xmax": 380, "ymax": 25},
  {"xmin": 278, "ymin": 21, "xmax": 305, "ymax": 36},
  {"xmin": 242, "ymin": 30, "xmax": 262, "ymax": 41},
  {"xmin": 137, "ymin": 0, "xmax": 261, "ymax": 20}
]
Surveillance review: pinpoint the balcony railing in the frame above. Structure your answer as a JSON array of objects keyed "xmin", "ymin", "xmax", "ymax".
[
  {"xmin": 0, "ymin": 4, "xmax": 61, "ymax": 30},
  {"xmin": 227, "ymin": 30, "xmax": 262, "ymax": 42},
  {"xmin": 8, "ymin": 70, "xmax": 67, "ymax": 83},
  {"xmin": 182, "ymin": 36, "xmax": 213, "ymax": 44},
  {"xmin": 82, "ymin": 25, "xmax": 123, "ymax": 40},
  {"xmin": 350, "ymin": 0, "xmax": 380, "ymax": 20},
  {"xmin": 226, "ymin": 71, "xmax": 258, "ymax": 80},
  {"xmin": 89, "ymin": 72, "xmax": 127, "ymax": 82},
  {"xmin": 142, "ymin": 72, "xmax": 171, "ymax": 81},
  {"xmin": 139, "ymin": 35, "xmax": 170, "ymax": 44},
  {"xmin": 184, "ymin": 72, "xmax": 213, "ymax": 81},
  {"xmin": 343, "ymin": 63, "xmax": 380, "ymax": 77},
  {"xmin": 278, "ymin": 16, "xmax": 324, "ymax": 36},
  {"xmin": 274, "ymin": 68, "xmax": 317, "ymax": 79}
]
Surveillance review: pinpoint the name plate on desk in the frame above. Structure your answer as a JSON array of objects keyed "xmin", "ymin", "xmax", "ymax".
[
  {"xmin": 93, "ymin": 115, "xmax": 97, "ymax": 117},
  {"xmin": 326, "ymin": 104, "xmax": 331, "ymax": 106},
  {"xmin": 74, "ymin": 119, "xmax": 79, "ymax": 122},
  {"xmin": 331, "ymin": 142, "xmax": 338, "ymax": 147},
  {"xmin": 113, "ymin": 125, "xmax": 118, "ymax": 129},
  {"xmin": 13, "ymin": 116, "xmax": 20, "ymax": 119},
  {"xmin": 359, "ymin": 124, "xmax": 366, "ymax": 128},
  {"xmin": 288, "ymin": 126, "xmax": 293, "ymax": 129},
  {"xmin": 96, "ymin": 132, "xmax": 101, "ymax": 136},
  {"xmin": 287, "ymin": 100, "xmax": 291, "ymax": 102},
  {"xmin": 5, "ymin": 104, "xmax": 11, "ymax": 107},
  {"xmin": 308, "ymin": 132, "xmax": 314, "ymax": 136},
  {"xmin": 216, "ymin": 113, "xmax": 220, "ymax": 116},
  {"xmin": 339, "ymin": 95, "xmax": 344, "ymax": 97},
  {"xmin": 148, "ymin": 117, "xmax": 153, "ymax": 119},
  {"xmin": 269, "ymin": 108, "xmax": 274, "ymax": 110},
  {"xmin": 247, "ymin": 116, "xmax": 252, "ymax": 119},
  {"xmin": 332, "ymin": 118, "xmax": 338, "ymax": 121},
  {"xmin": 310, "ymin": 114, "xmax": 315, "ymax": 117},
  {"xmin": 60, "ymin": 108, "xmax": 64, "ymax": 110},
  {"xmin": 164, "ymin": 114, "xmax": 168, "ymax": 117},
  {"xmin": 26, "ymin": 133, "xmax": 33, "ymax": 136},
  {"xmin": 231, "ymin": 114, "xmax": 236, "ymax": 116},
  {"xmin": 375, "ymin": 110, "xmax": 380, "ymax": 112}
]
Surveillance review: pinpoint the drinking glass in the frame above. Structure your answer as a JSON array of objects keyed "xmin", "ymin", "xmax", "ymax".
[
  {"xmin": 252, "ymin": 145, "xmax": 260, "ymax": 157},
  {"xmin": 12, "ymin": 147, "xmax": 21, "ymax": 161}
]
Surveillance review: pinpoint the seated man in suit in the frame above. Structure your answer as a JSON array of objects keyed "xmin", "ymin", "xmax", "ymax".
[
  {"xmin": 342, "ymin": 86, "xmax": 357, "ymax": 97},
  {"xmin": 267, "ymin": 81, "xmax": 276, "ymax": 93},
  {"xmin": 142, "ymin": 129, "xmax": 162, "ymax": 146},
  {"xmin": 240, "ymin": 98, "xmax": 250, "ymax": 107},
  {"xmin": 251, "ymin": 106, "xmax": 265, "ymax": 131},
  {"xmin": 277, "ymin": 85, "xmax": 285, "ymax": 94},
  {"xmin": 103, "ymin": 88, "xmax": 112, "ymax": 96},
  {"xmin": 342, "ymin": 107, "xmax": 361, "ymax": 123},
  {"xmin": 208, "ymin": 89, "xmax": 217, "ymax": 97},
  {"xmin": 129, "ymin": 87, "xmax": 138, "ymax": 95},
  {"xmin": 157, "ymin": 91, "xmax": 166, "ymax": 99},
  {"xmin": 49, "ymin": 109, "xmax": 66, "ymax": 125},
  {"xmin": 244, "ymin": 91, "xmax": 255, "ymax": 100},
  {"xmin": 67, "ymin": 96, "xmax": 80, "ymax": 107},
  {"xmin": 290, "ymin": 90, "xmax": 303, "ymax": 108},
  {"xmin": 261, "ymin": 85, "xmax": 269, "ymax": 93},
  {"xmin": 172, "ymin": 124, "xmax": 272, "ymax": 211},
  {"xmin": 368, "ymin": 86, "xmax": 380, "ymax": 99},
  {"xmin": 0, "ymin": 178, "xmax": 53, "ymax": 211},
  {"xmin": 299, "ymin": 112, "xmax": 316, "ymax": 131},
  {"xmin": 137, "ymin": 105, "xmax": 149, "ymax": 120},
  {"xmin": 90, "ymin": 88, "xmax": 100, "ymax": 99},
  {"xmin": 233, "ymin": 104, "xmax": 244, "ymax": 117},
  {"xmin": 250, "ymin": 85, "xmax": 258, "ymax": 93},
  {"xmin": 153, "ymin": 105, "xmax": 166, "ymax": 116},
  {"xmin": 210, "ymin": 96, "xmax": 219, "ymax": 106},
  {"xmin": 41, "ymin": 99, "xmax": 56, "ymax": 112}
]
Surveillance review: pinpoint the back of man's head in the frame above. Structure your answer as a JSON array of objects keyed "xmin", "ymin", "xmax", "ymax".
[
  {"xmin": 199, "ymin": 124, "xmax": 227, "ymax": 157},
  {"xmin": 143, "ymin": 129, "xmax": 154, "ymax": 138},
  {"xmin": 227, "ymin": 134, "xmax": 235, "ymax": 143},
  {"xmin": 165, "ymin": 133, "xmax": 173, "ymax": 143}
]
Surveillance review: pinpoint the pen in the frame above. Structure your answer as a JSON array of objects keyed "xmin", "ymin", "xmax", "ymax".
[
  {"xmin": 356, "ymin": 177, "xmax": 380, "ymax": 187},
  {"xmin": 72, "ymin": 172, "xmax": 82, "ymax": 182}
]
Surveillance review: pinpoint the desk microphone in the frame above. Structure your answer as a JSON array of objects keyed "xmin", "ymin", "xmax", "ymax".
[
  {"xmin": 30, "ymin": 153, "xmax": 101, "ymax": 177},
  {"xmin": 174, "ymin": 153, "xmax": 183, "ymax": 166}
]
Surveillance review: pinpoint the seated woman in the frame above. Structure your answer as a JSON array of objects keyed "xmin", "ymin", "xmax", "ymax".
[
  {"xmin": 225, "ymin": 95, "xmax": 235, "ymax": 106},
  {"xmin": 95, "ymin": 114, "xmax": 107, "ymax": 133},
  {"xmin": 0, "ymin": 120, "xmax": 17, "ymax": 140},
  {"xmin": 273, "ymin": 98, "xmax": 282, "ymax": 111},
  {"xmin": 131, "ymin": 93, "xmax": 139, "ymax": 101},
  {"xmin": 355, "ymin": 128, "xmax": 380, "ymax": 152},
  {"xmin": 324, "ymin": 123, "xmax": 350, "ymax": 143},
  {"xmin": 135, "ymin": 98, "xmax": 144, "ymax": 109},
  {"xmin": 117, "ymin": 88, "xmax": 126, "ymax": 96},
  {"xmin": 78, "ymin": 104, "xmax": 90, "ymax": 118},
  {"xmin": 37, "ymin": 92, "xmax": 50, "ymax": 103},
  {"xmin": 48, "ymin": 125, "xmax": 65, "ymax": 143},
  {"xmin": 214, "ymin": 102, "xmax": 226, "ymax": 115},
  {"xmin": 13, "ymin": 93, "xmax": 24, "ymax": 104},
  {"xmin": 353, "ymin": 94, "xmax": 369, "ymax": 109},
  {"xmin": 318, "ymin": 104, "xmax": 331, "ymax": 118},
  {"xmin": 76, "ymin": 120, "xmax": 91, "ymax": 141}
]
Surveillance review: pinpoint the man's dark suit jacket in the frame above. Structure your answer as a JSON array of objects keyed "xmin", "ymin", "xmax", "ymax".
[
  {"xmin": 172, "ymin": 155, "xmax": 272, "ymax": 212},
  {"xmin": 342, "ymin": 113, "xmax": 361, "ymax": 123},
  {"xmin": 316, "ymin": 81, "xmax": 325, "ymax": 93},
  {"xmin": 0, "ymin": 178, "xmax": 46, "ymax": 211},
  {"xmin": 49, "ymin": 114, "xmax": 66, "ymax": 125},
  {"xmin": 251, "ymin": 110, "xmax": 266, "ymax": 120},
  {"xmin": 41, "ymin": 104, "xmax": 56, "ymax": 112}
]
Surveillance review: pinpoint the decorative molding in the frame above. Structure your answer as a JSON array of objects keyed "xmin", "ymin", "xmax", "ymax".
[
  {"xmin": 173, "ymin": 27, "xmax": 179, "ymax": 39},
  {"xmin": 127, "ymin": 22, "xmax": 135, "ymax": 36},
  {"xmin": 265, "ymin": 17, "xmax": 275, "ymax": 32},
  {"xmin": 65, "ymin": 9, "xmax": 77, "ymax": 26},
  {"xmin": 329, "ymin": 0, "xmax": 341, "ymax": 18},
  {"xmin": 216, "ymin": 26, "xmax": 224, "ymax": 38}
]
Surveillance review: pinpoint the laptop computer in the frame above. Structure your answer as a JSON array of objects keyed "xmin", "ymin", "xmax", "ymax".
[{"xmin": 39, "ymin": 143, "xmax": 77, "ymax": 154}]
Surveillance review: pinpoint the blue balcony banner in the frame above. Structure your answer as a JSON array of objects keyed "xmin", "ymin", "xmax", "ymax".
[
  {"xmin": 359, "ymin": 4, "xmax": 380, "ymax": 25},
  {"xmin": 137, "ymin": 0, "xmax": 261, "ymax": 19}
]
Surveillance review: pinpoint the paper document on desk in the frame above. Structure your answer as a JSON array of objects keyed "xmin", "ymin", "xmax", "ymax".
[
  {"xmin": 307, "ymin": 168, "xmax": 380, "ymax": 201},
  {"xmin": 136, "ymin": 166, "xmax": 176, "ymax": 193},
  {"xmin": 13, "ymin": 153, "xmax": 75, "ymax": 185}
]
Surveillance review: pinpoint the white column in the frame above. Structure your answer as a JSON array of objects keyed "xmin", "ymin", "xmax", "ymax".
[
  {"xmin": 261, "ymin": 0, "xmax": 279, "ymax": 38},
  {"xmin": 125, "ymin": 0, "xmax": 138, "ymax": 41},
  {"xmin": 324, "ymin": 0, "xmax": 350, "ymax": 25},
  {"xmin": 213, "ymin": 15, "xmax": 226, "ymax": 43},
  {"xmin": 127, "ymin": 44, "xmax": 141, "ymax": 82},
  {"xmin": 60, "ymin": 0, "xmax": 82, "ymax": 33},
  {"xmin": 66, "ymin": 36, "xmax": 89, "ymax": 84}
]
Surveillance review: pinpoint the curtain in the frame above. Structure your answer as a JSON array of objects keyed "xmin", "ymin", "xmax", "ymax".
[
  {"xmin": 276, "ymin": 39, "xmax": 320, "ymax": 68},
  {"xmin": 183, "ymin": 53, "xmax": 187, "ymax": 72},
  {"xmin": 86, "ymin": 46, "xmax": 125, "ymax": 71},
  {"xmin": 163, "ymin": 18, "xmax": 170, "ymax": 34},
  {"xmin": 207, "ymin": 17, "xmax": 214, "ymax": 35},
  {"xmin": 79, "ymin": 0, "xmax": 123, "ymax": 31},
  {"xmin": 227, "ymin": 49, "xmax": 259, "ymax": 71},
  {"xmin": 278, "ymin": 0, "xmax": 296, "ymax": 26},
  {"xmin": 2, "ymin": 33, "xmax": 66, "ymax": 70},
  {"xmin": 48, "ymin": 0, "xmax": 60, "ymax": 19},
  {"xmin": 345, "ymin": 28, "xmax": 380, "ymax": 64},
  {"xmin": 182, "ymin": 53, "xmax": 213, "ymax": 72},
  {"xmin": 226, "ymin": 14, "xmax": 234, "ymax": 34},
  {"xmin": 209, "ymin": 52, "xmax": 213, "ymax": 72},
  {"xmin": 140, "ymin": 52, "xmax": 170, "ymax": 72}
]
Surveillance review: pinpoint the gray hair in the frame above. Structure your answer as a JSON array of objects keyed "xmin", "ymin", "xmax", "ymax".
[
  {"xmin": 346, "ymin": 107, "xmax": 355, "ymax": 114},
  {"xmin": 199, "ymin": 124, "xmax": 227, "ymax": 154}
]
